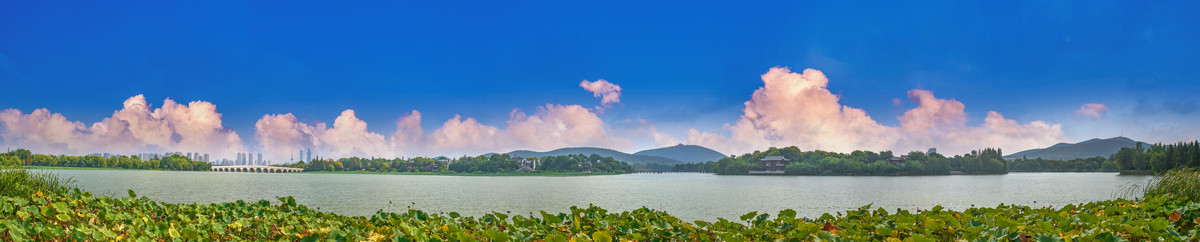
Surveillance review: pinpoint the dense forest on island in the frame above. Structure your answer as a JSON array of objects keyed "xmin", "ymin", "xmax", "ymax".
[
  {"xmin": 674, "ymin": 146, "xmax": 1006, "ymax": 175},
  {"xmin": 674, "ymin": 141, "xmax": 1200, "ymax": 175},
  {"xmin": 290, "ymin": 153, "xmax": 634, "ymax": 174},
  {"xmin": 1006, "ymin": 156, "xmax": 1118, "ymax": 172},
  {"xmin": 1003, "ymin": 141, "xmax": 1200, "ymax": 174},
  {"xmin": 1114, "ymin": 141, "xmax": 1200, "ymax": 174},
  {"xmin": 1, "ymin": 149, "xmax": 211, "ymax": 171}
]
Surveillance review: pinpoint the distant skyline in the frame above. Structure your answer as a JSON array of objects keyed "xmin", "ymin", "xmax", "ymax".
[{"xmin": 2, "ymin": 1, "xmax": 1199, "ymax": 161}]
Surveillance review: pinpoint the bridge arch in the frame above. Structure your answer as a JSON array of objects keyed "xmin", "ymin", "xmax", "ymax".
[{"xmin": 211, "ymin": 165, "xmax": 303, "ymax": 173}]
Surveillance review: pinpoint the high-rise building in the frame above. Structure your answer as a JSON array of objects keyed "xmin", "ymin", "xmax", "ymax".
[
  {"xmin": 306, "ymin": 148, "xmax": 311, "ymax": 162},
  {"xmin": 204, "ymin": 154, "xmax": 210, "ymax": 163},
  {"xmin": 257, "ymin": 153, "xmax": 263, "ymax": 164}
]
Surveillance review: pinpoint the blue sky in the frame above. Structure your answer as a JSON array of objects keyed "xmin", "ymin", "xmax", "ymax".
[{"xmin": 2, "ymin": 1, "xmax": 1199, "ymax": 159}]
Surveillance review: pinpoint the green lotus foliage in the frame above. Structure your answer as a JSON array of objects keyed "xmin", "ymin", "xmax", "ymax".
[
  {"xmin": 2, "ymin": 189, "xmax": 1199, "ymax": 240},
  {"xmin": 3, "ymin": 169, "xmax": 1200, "ymax": 240}
]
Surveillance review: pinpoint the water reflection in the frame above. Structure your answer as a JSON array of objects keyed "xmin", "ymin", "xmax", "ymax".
[{"xmin": 48, "ymin": 170, "xmax": 1151, "ymax": 222}]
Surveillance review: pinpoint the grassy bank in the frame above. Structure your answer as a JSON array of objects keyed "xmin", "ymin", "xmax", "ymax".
[{"xmin": 3, "ymin": 168, "xmax": 1200, "ymax": 240}]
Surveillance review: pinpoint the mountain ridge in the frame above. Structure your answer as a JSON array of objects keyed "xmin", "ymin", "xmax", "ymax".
[
  {"xmin": 632, "ymin": 144, "xmax": 727, "ymax": 164},
  {"xmin": 1005, "ymin": 137, "xmax": 1143, "ymax": 160}
]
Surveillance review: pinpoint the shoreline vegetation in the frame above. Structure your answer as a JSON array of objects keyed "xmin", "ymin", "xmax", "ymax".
[
  {"xmin": 1, "ymin": 168, "xmax": 1199, "ymax": 240},
  {"xmin": 283, "ymin": 153, "xmax": 635, "ymax": 174},
  {"xmin": 7, "ymin": 140, "xmax": 1199, "ymax": 177},
  {"xmin": 2, "ymin": 149, "xmax": 635, "ymax": 176},
  {"xmin": 670, "ymin": 141, "xmax": 1200, "ymax": 176},
  {"xmin": 22, "ymin": 165, "xmax": 622, "ymax": 176},
  {"xmin": 673, "ymin": 147, "xmax": 1013, "ymax": 175},
  {"xmin": 300, "ymin": 170, "xmax": 625, "ymax": 177}
]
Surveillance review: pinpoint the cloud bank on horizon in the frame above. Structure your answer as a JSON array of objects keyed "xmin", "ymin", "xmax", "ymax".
[
  {"xmin": 0, "ymin": 95, "xmax": 245, "ymax": 158},
  {"xmin": 1, "ymin": 67, "xmax": 1086, "ymax": 161},
  {"xmin": 675, "ymin": 67, "xmax": 1066, "ymax": 156}
]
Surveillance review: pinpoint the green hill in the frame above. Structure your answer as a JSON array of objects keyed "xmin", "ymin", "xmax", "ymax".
[
  {"xmin": 1005, "ymin": 137, "xmax": 1144, "ymax": 160},
  {"xmin": 632, "ymin": 144, "xmax": 727, "ymax": 164}
]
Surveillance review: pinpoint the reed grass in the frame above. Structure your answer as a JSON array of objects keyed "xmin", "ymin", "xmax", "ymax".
[
  {"xmin": 0, "ymin": 169, "xmax": 78, "ymax": 197},
  {"xmin": 1137, "ymin": 168, "xmax": 1200, "ymax": 201}
]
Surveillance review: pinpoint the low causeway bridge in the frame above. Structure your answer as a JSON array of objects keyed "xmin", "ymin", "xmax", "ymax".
[{"xmin": 211, "ymin": 165, "xmax": 304, "ymax": 173}]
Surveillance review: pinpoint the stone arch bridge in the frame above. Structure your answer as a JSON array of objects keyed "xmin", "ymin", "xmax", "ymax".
[{"xmin": 211, "ymin": 165, "xmax": 304, "ymax": 173}]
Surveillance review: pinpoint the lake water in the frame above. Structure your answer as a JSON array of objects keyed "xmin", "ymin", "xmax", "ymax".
[{"xmin": 43, "ymin": 170, "xmax": 1152, "ymax": 222}]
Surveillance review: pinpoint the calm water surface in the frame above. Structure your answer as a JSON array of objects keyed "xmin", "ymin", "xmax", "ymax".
[{"xmin": 45, "ymin": 170, "xmax": 1151, "ymax": 222}]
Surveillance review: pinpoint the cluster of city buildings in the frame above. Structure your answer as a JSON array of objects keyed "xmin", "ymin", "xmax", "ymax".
[
  {"xmin": 294, "ymin": 148, "xmax": 312, "ymax": 163},
  {"xmin": 226, "ymin": 152, "xmax": 264, "ymax": 166},
  {"xmin": 123, "ymin": 152, "xmax": 212, "ymax": 162}
]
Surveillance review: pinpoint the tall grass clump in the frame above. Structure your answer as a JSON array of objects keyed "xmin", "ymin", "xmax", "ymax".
[
  {"xmin": 1141, "ymin": 168, "xmax": 1200, "ymax": 201},
  {"xmin": 0, "ymin": 169, "xmax": 78, "ymax": 197}
]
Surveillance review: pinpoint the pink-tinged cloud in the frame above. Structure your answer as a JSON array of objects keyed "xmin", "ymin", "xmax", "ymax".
[
  {"xmin": 505, "ymin": 104, "xmax": 626, "ymax": 150},
  {"xmin": 427, "ymin": 115, "xmax": 502, "ymax": 153},
  {"xmin": 682, "ymin": 67, "xmax": 1066, "ymax": 155},
  {"xmin": 422, "ymin": 104, "xmax": 627, "ymax": 155},
  {"xmin": 390, "ymin": 110, "xmax": 425, "ymax": 154},
  {"xmin": 254, "ymin": 104, "xmax": 628, "ymax": 158},
  {"xmin": 255, "ymin": 110, "xmax": 395, "ymax": 161},
  {"xmin": 893, "ymin": 90, "xmax": 1064, "ymax": 154},
  {"xmin": 684, "ymin": 67, "xmax": 897, "ymax": 154},
  {"xmin": 0, "ymin": 95, "xmax": 245, "ymax": 158},
  {"xmin": 579, "ymin": 79, "xmax": 622, "ymax": 107},
  {"xmin": 1075, "ymin": 103, "xmax": 1109, "ymax": 119}
]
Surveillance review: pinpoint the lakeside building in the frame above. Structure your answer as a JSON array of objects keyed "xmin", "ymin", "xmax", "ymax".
[
  {"xmin": 512, "ymin": 156, "xmax": 540, "ymax": 172},
  {"xmin": 750, "ymin": 155, "xmax": 789, "ymax": 175},
  {"xmin": 579, "ymin": 160, "xmax": 595, "ymax": 173},
  {"xmin": 887, "ymin": 155, "xmax": 909, "ymax": 166}
]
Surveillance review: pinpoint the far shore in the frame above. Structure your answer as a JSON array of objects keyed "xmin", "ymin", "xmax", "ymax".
[
  {"xmin": 299, "ymin": 170, "xmax": 625, "ymax": 177},
  {"xmin": 22, "ymin": 165, "xmax": 625, "ymax": 176},
  {"xmin": 23, "ymin": 165, "xmax": 1143, "ymax": 177}
]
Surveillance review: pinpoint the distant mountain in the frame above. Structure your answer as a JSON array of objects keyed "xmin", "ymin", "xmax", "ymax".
[
  {"xmin": 633, "ymin": 144, "xmax": 727, "ymax": 164},
  {"xmin": 1005, "ymin": 137, "xmax": 1144, "ymax": 160},
  {"xmin": 507, "ymin": 147, "xmax": 684, "ymax": 166}
]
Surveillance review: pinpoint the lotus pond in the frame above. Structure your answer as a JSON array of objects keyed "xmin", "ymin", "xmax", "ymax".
[
  {"xmin": 2, "ymin": 188, "xmax": 1199, "ymax": 241},
  {"xmin": 2, "ymin": 169, "xmax": 1198, "ymax": 241}
]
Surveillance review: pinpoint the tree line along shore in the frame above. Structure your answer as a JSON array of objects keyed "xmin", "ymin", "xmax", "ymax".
[
  {"xmin": 5, "ymin": 140, "xmax": 1199, "ymax": 176},
  {"xmin": 670, "ymin": 141, "xmax": 1200, "ymax": 176}
]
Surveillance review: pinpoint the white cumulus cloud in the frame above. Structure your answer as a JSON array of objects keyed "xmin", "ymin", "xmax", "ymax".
[
  {"xmin": 579, "ymin": 79, "xmax": 622, "ymax": 108},
  {"xmin": 0, "ymin": 95, "xmax": 246, "ymax": 158},
  {"xmin": 254, "ymin": 110, "xmax": 396, "ymax": 161},
  {"xmin": 682, "ymin": 67, "xmax": 1066, "ymax": 155},
  {"xmin": 254, "ymin": 104, "xmax": 628, "ymax": 158}
]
